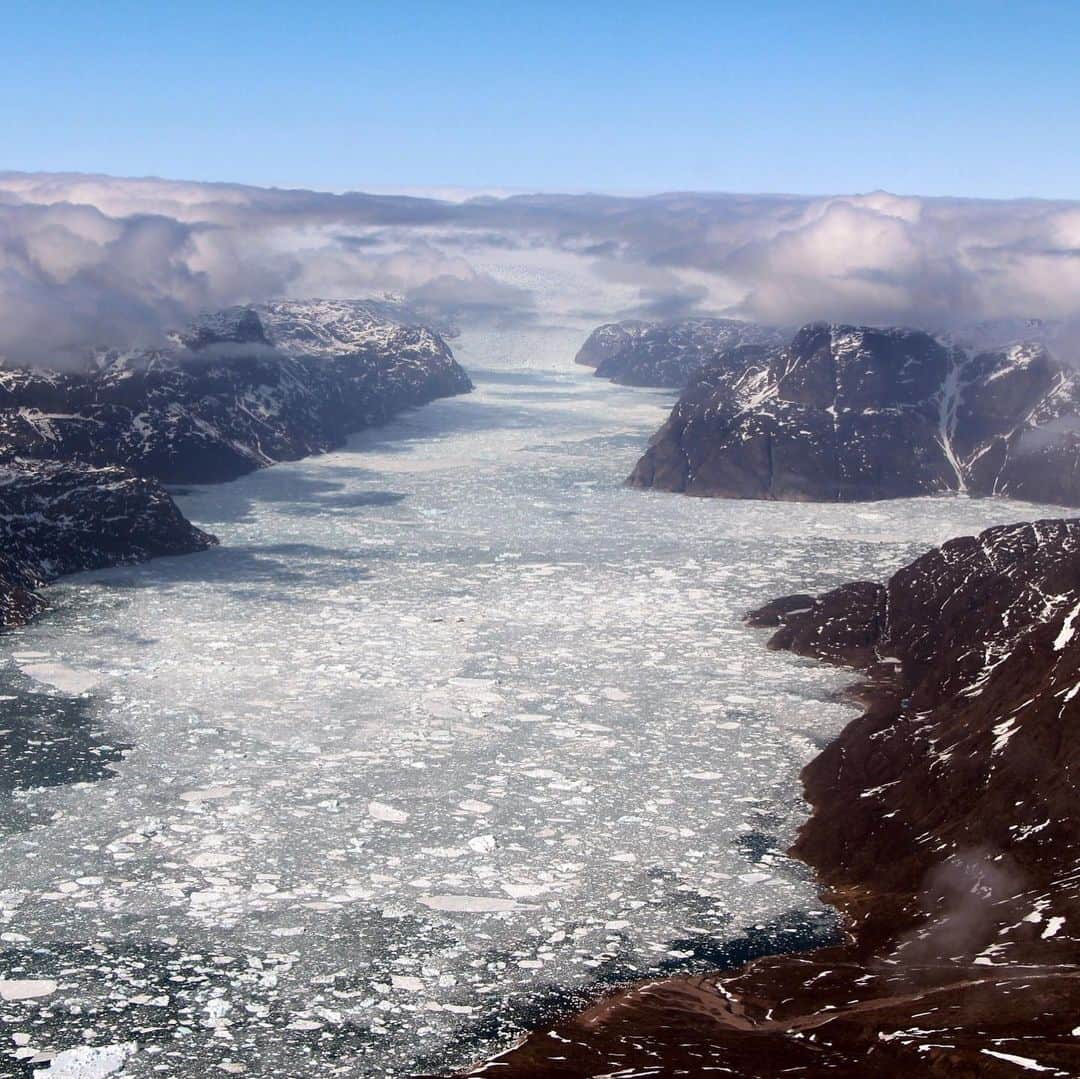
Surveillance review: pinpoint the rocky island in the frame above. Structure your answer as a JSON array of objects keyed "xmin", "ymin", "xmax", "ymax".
[
  {"xmin": 0, "ymin": 300, "xmax": 472, "ymax": 628},
  {"xmin": 575, "ymin": 317, "xmax": 785, "ymax": 387},
  {"xmin": 628, "ymin": 322, "xmax": 1080, "ymax": 505},
  {"xmin": 463, "ymin": 516, "xmax": 1080, "ymax": 1076}
]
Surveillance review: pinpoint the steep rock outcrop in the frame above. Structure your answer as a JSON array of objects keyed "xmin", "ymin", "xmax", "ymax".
[
  {"xmin": 629, "ymin": 323, "xmax": 1080, "ymax": 504},
  {"xmin": 464, "ymin": 518, "xmax": 1080, "ymax": 1076}
]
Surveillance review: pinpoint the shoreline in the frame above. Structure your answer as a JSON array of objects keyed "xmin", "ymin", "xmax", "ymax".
[
  {"xmin": 449, "ymin": 627, "xmax": 874, "ymax": 1078},
  {"xmin": 0, "ymin": 395, "xmax": 473, "ymax": 636},
  {"xmin": 459, "ymin": 517, "xmax": 1080, "ymax": 1076},
  {"xmin": 0, "ymin": 301, "xmax": 473, "ymax": 635}
]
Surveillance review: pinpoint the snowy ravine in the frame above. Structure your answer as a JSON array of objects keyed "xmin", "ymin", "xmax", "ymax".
[{"xmin": 0, "ymin": 320, "xmax": 1072, "ymax": 1078}]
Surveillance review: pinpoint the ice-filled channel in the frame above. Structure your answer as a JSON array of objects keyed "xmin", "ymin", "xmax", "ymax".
[{"xmin": 0, "ymin": 320, "xmax": 1070, "ymax": 1077}]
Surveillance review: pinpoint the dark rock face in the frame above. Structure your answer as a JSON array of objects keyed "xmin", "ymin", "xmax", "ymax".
[
  {"xmin": 0, "ymin": 300, "xmax": 471, "ymax": 627},
  {"xmin": 763, "ymin": 518, "xmax": 1080, "ymax": 941},
  {"xmin": 0, "ymin": 552, "xmax": 47, "ymax": 630},
  {"xmin": 174, "ymin": 305, "xmax": 270, "ymax": 351},
  {"xmin": 575, "ymin": 318, "xmax": 785, "ymax": 387},
  {"xmin": 0, "ymin": 300, "xmax": 473, "ymax": 485},
  {"xmin": 629, "ymin": 322, "xmax": 1080, "ymax": 504},
  {"xmin": 0, "ymin": 461, "xmax": 216, "ymax": 629},
  {"xmin": 464, "ymin": 519, "xmax": 1080, "ymax": 1076}
]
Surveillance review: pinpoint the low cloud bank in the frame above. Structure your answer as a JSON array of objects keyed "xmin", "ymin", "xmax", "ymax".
[{"xmin": 4, "ymin": 172, "xmax": 1080, "ymax": 366}]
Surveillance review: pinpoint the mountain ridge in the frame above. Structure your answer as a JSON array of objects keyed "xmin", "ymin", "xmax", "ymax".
[
  {"xmin": 575, "ymin": 317, "xmax": 786, "ymax": 387},
  {"xmin": 628, "ymin": 322, "xmax": 1080, "ymax": 504}
]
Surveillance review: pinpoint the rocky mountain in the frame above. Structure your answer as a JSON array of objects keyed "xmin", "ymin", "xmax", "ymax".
[
  {"xmin": 0, "ymin": 461, "xmax": 215, "ymax": 629},
  {"xmin": 465, "ymin": 517, "xmax": 1080, "ymax": 1076},
  {"xmin": 0, "ymin": 300, "xmax": 472, "ymax": 485},
  {"xmin": 575, "ymin": 317, "xmax": 785, "ymax": 387},
  {"xmin": 629, "ymin": 322, "xmax": 1080, "ymax": 504},
  {"xmin": 0, "ymin": 300, "xmax": 471, "ymax": 627}
]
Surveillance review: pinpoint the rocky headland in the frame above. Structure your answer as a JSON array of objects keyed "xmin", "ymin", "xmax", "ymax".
[
  {"xmin": 0, "ymin": 300, "xmax": 472, "ymax": 628},
  {"xmin": 463, "ymin": 517, "xmax": 1080, "ymax": 1076},
  {"xmin": 0, "ymin": 300, "xmax": 471, "ymax": 485},
  {"xmin": 0, "ymin": 462, "xmax": 216, "ymax": 630}
]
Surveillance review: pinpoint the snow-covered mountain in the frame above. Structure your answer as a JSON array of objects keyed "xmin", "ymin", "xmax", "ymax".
[
  {"xmin": 1, "ymin": 301, "xmax": 472, "ymax": 485},
  {"xmin": 575, "ymin": 318, "xmax": 786, "ymax": 387},
  {"xmin": 629, "ymin": 322, "xmax": 1080, "ymax": 504},
  {"xmin": 257, "ymin": 298, "xmax": 456, "ymax": 364}
]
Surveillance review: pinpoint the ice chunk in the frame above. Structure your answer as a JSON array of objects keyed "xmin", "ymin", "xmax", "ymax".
[
  {"xmin": 180, "ymin": 786, "xmax": 234, "ymax": 803},
  {"xmin": 419, "ymin": 895, "xmax": 533, "ymax": 913},
  {"xmin": 368, "ymin": 801, "xmax": 409, "ymax": 823},
  {"xmin": 33, "ymin": 1043, "xmax": 133, "ymax": 1078},
  {"xmin": 1, "ymin": 979, "xmax": 57, "ymax": 1001},
  {"xmin": 20, "ymin": 663, "xmax": 100, "ymax": 695}
]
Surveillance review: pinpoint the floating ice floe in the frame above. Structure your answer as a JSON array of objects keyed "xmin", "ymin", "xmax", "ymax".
[
  {"xmin": 179, "ymin": 786, "xmax": 235, "ymax": 802},
  {"xmin": 501, "ymin": 882, "xmax": 549, "ymax": 899},
  {"xmin": 32, "ymin": 1043, "xmax": 133, "ymax": 1078},
  {"xmin": 0, "ymin": 979, "xmax": 57, "ymax": 1001},
  {"xmin": 419, "ymin": 895, "xmax": 535, "ymax": 913},
  {"xmin": 188, "ymin": 851, "xmax": 240, "ymax": 868},
  {"xmin": 19, "ymin": 662, "xmax": 100, "ymax": 695},
  {"xmin": 368, "ymin": 800, "xmax": 409, "ymax": 823}
]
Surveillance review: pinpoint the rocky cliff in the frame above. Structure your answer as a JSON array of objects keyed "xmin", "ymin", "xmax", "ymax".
[
  {"xmin": 464, "ymin": 518, "xmax": 1080, "ymax": 1076},
  {"xmin": 629, "ymin": 322, "xmax": 1080, "ymax": 504},
  {"xmin": 575, "ymin": 317, "xmax": 785, "ymax": 387}
]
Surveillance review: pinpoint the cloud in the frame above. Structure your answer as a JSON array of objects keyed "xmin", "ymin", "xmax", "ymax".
[
  {"xmin": 0, "ymin": 201, "xmax": 217, "ymax": 365},
  {"xmin": 3, "ymin": 171, "xmax": 1080, "ymax": 367},
  {"xmin": 895, "ymin": 847, "xmax": 1025, "ymax": 963}
]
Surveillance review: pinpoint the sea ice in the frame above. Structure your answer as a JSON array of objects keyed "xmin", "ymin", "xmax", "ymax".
[
  {"xmin": 419, "ymin": 895, "xmax": 533, "ymax": 913},
  {"xmin": 0, "ymin": 316, "xmax": 1069, "ymax": 1077}
]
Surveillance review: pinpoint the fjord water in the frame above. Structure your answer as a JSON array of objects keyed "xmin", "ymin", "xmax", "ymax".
[{"xmin": 0, "ymin": 321, "xmax": 1070, "ymax": 1078}]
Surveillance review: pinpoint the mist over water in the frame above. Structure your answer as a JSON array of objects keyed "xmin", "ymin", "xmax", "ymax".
[{"xmin": 0, "ymin": 318, "xmax": 1071, "ymax": 1077}]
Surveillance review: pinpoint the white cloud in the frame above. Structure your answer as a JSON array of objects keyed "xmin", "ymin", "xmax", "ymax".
[{"xmin": 2, "ymin": 171, "xmax": 1080, "ymax": 366}]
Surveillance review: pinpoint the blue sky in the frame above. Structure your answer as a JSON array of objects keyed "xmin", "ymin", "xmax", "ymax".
[{"xmin": 3, "ymin": 1, "xmax": 1078, "ymax": 197}]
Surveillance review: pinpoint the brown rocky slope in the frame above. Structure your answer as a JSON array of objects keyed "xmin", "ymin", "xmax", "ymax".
[{"xmin": 459, "ymin": 517, "xmax": 1080, "ymax": 1077}]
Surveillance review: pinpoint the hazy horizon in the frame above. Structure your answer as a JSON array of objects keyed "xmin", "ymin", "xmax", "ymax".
[{"xmin": 5, "ymin": 169, "xmax": 1080, "ymax": 368}]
